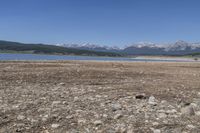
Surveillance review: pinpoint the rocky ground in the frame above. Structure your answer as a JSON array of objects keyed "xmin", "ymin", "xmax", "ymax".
[{"xmin": 0, "ymin": 61, "xmax": 200, "ymax": 133}]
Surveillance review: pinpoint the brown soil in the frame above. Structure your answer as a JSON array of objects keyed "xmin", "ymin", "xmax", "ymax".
[{"xmin": 0, "ymin": 61, "xmax": 200, "ymax": 133}]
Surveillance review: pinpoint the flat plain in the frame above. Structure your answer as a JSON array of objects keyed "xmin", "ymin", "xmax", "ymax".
[{"xmin": 1, "ymin": 61, "xmax": 200, "ymax": 133}]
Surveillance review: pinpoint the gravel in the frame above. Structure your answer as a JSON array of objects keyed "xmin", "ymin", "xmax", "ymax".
[{"xmin": 0, "ymin": 61, "xmax": 200, "ymax": 132}]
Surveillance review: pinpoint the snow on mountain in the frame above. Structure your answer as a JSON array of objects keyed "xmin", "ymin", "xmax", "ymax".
[
  {"xmin": 54, "ymin": 40, "xmax": 200, "ymax": 55},
  {"xmin": 128, "ymin": 41, "xmax": 165, "ymax": 48},
  {"xmin": 55, "ymin": 43, "xmax": 121, "ymax": 51}
]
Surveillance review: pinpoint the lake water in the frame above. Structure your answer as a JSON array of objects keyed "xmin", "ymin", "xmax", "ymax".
[{"xmin": 0, "ymin": 53, "xmax": 194, "ymax": 62}]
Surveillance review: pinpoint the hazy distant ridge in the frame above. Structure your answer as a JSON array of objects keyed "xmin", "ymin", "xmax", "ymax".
[
  {"xmin": 56, "ymin": 40, "xmax": 200, "ymax": 55},
  {"xmin": 0, "ymin": 40, "xmax": 122, "ymax": 57}
]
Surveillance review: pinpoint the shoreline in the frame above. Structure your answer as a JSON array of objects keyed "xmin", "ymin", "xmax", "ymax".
[{"xmin": 135, "ymin": 56, "xmax": 199, "ymax": 62}]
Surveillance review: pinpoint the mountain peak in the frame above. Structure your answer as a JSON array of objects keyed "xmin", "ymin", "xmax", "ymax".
[{"xmin": 175, "ymin": 40, "xmax": 188, "ymax": 45}]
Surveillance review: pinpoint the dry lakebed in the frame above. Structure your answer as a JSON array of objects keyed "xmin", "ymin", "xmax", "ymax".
[{"xmin": 0, "ymin": 61, "xmax": 200, "ymax": 133}]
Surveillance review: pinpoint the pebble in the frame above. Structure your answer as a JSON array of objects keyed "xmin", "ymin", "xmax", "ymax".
[
  {"xmin": 94, "ymin": 120, "xmax": 103, "ymax": 126},
  {"xmin": 51, "ymin": 124, "xmax": 60, "ymax": 128},
  {"xmin": 111, "ymin": 103, "xmax": 122, "ymax": 111},
  {"xmin": 152, "ymin": 122, "xmax": 159, "ymax": 126},
  {"xmin": 114, "ymin": 114, "xmax": 123, "ymax": 119},
  {"xmin": 135, "ymin": 93, "xmax": 147, "ymax": 99},
  {"xmin": 102, "ymin": 114, "xmax": 108, "ymax": 118},
  {"xmin": 151, "ymin": 128, "xmax": 161, "ymax": 133},
  {"xmin": 52, "ymin": 101, "xmax": 61, "ymax": 106},
  {"xmin": 195, "ymin": 111, "xmax": 200, "ymax": 116},
  {"xmin": 186, "ymin": 124, "xmax": 195, "ymax": 129},
  {"xmin": 59, "ymin": 82, "xmax": 65, "ymax": 86},
  {"xmin": 17, "ymin": 115, "xmax": 25, "ymax": 120},
  {"xmin": 153, "ymin": 129, "xmax": 161, "ymax": 133},
  {"xmin": 148, "ymin": 96, "xmax": 157, "ymax": 106},
  {"xmin": 73, "ymin": 97, "xmax": 79, "ymax": 102},
  {"xmin": 78, "ymin": 119, "xmax": 86, "ymax": 124},
  {"xmin": 166, "ymin": 109, "xmax": 177, "ymax": 114},
  {"xmin": 158, "ymin": 113, "xmax": 167, "ymax": 119},
  {"xmin": 181, "ymin": 105, "xmax": 195, "ymax": 116}
]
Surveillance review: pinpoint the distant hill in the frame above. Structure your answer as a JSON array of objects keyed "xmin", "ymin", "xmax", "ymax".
[
  {"xmin": 2, "ymin": 40, "xmax": 200, "ymax": 56},
  {"xmin": 0, "ymin": 40, "xmax": 122, "ymax": 57},
  {"xmin": 188, "ymin": 52, "xmax": 200, "ymax": 57}
]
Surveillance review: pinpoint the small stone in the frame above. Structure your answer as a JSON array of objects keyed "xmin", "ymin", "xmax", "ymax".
[
  {"xmin": 78, "ymin": 119, "xmax": 86, "ymax": 124},
  {"xmin": 152, "ymin": 122, "xmax": 159, "ymax": 126},
  {"xmin": 127, "ymin": 129, "xmax": 134, "ymax": 133},
  {"xmin": 102, "ymin": 114, "xmax": 108, "ymax": 118},
  {"xmin": 73, "ymin": 97, "xmax": 79, "ymax": 102},
  {"xmin": 17, "ymin": 115, "xmax": 25, "ymax": 120},
  {"xmin": 94, "ymin": 120, "xmax": 102, "ymax": 126},
  {"xmin": 191, "ymin": 103, "xmax": 197, "ymax": 107},
  {"xmin": 161, "ymin": 100, "xmax": 167, "ymax": 104},
  {"xmin": 153, "ymin": 129, "xmax": 161, "ymax": 133},
  {"xmin": 158, "ymin": 113, "xmax": 167, "ymax": 119},
  {"xmin": 186, "ymin": 124, "xmax": 195, "ymax": 129},
  {"xmin": 111, "ymin": 103, "xmax": 122, "ymax": 111},
  {"xmin": 179, "ymin": 101, "xmax": 190, "ymax": 108},
  {"xmin": 59, "ymin": 82, "xmax": 65, "ymax": 86},
  {"xmin": 196, "ymin": 111, "xmax": 200, "ymax": 116},
  {"xmin": 42, "ymin": 117, "xmax": 47, "ymax": 122},
  {"xmin": 43, "ymin": 130, "xmax": 50, "ymax": 133},
  {"xmin": 148, "ymin": 96, "xmax": 157, "ymax": 106},
  {"xmin": 166, "ymin": 109, "xmax": 177, "ymax": 114},
  {"xmin": 31, "ymin": 119, "xmax": 38, "ymax": 123},
  {"xmin": 157, "ymin": 110, "xmax": 165, "ymax": 113},
  {"xmin": 66, "ymin": 115, "xmax": 73, "ymax": 119},
  {"xmin": 114, "ymin": 114, "xmax": 122, "ymax": 119},
  {"xmin": 95, "ymin": 95, "xmax": 101, "ymax": 98},
  {"xmin": 181, "ymin": 105, "xmax": 195, "ymax": 116},
  {"xmin": 198, "ymin": 92, "xmax": 200, "ymax": 97},
  {"xmin": 135, "ymin": 93, "xmax": 147, "ymax": 99},
  {"xmin": 52, "ymin": 101, "xmax": 61, "ymax": 106},
  {"xmin": 51, "ymin": 124, "xmax": 60, "ymax": 128}
]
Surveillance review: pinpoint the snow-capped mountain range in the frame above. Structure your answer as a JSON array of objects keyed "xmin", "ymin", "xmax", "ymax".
[{"xmin": 55, "ymin": 40, "xmax": 200, "ymax": 55}]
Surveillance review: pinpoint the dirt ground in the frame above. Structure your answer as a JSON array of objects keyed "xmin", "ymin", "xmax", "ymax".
[{"xmin": 0, "ymin": 61, "xmax": 200, "ymax": 133}]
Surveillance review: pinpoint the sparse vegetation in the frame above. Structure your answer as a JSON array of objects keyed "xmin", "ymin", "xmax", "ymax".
[{"xmin": 194, "ymin": 58, "xmax": 199, "ymax": 61}]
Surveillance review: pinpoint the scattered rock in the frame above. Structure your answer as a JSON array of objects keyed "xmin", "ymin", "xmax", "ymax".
[
  {"xmin": 195, "ymin": 111, "xmax": 200, "ymax": 116},
  {"xmin": 181, "ymin": 105, "xmax": 195, "ymax": 116},
  {"xmin": 186, "ymin": 124, "xmax": 196, "ymax": 129},
  {"xmin": 59, "ymin": 82, "xmax": 65, "ymax": 86},
  {"xmin": 152, "ymin": 122, "xmax": 159, "ymax": 126},
  {"xmin": 43, "ymin": 130, "xmax": 50, "ymax": 133},
  {"xmin": 111, "ymin": 103, "xmax": 122, "ymax": 111},
  {"xmin": 17, "ymin": 115, "xmax": 25, "ymax": 120},
  {"xmin": 135, "ymin": 93, "xmax": 147, "ymax": 99},
  {"xmin": 157, "ymin": 113, "xmax": 167, "ymax": 119},
  {"xmin": 94, "ymin": 120, "xmax": 103, "ymax": 126},
  {"xmin": 151, "ymin": 128, "xmax": 161, "ymax": 133},
  {"xmin": 179, "ymin": 101, "xmax": 191, "ymax": 108},
  {"xmin": 78, "ymin": 119, "xmax": 86, "ymax": 124},
  {"xmin": 114, "ymin": 114, "xmax": 123, "ymax": 119},
  {"xmin": 2, "ymin": 61, "xmax": 200, "ymax": 132},
  {"xmin": 51, "ymin": 124, "xmax": 60, "ymax": 129},
  {"xmin": 166, "ymin": 109, "xmax": 177, "ymax": 114},
  {"xmin": 66, "ymin": 115, "xmax": 73, "ymax": 119},
  {"xmin": 73, "ymin": 97, "xmax": 79, "ymax": 102},
  {"xmin": 102, "ymin": 114, "xmax": 108, "ymax": 118},
  {"xmin": 148, "ymin": 96, "xmax": 157, "ymax": 106},
  {"xmin": 52, "ymin": 101, "xmax": 61, "ymax": 106}
]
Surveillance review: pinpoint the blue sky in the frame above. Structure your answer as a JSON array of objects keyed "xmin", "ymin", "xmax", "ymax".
[{"xmin": 0, "ymin": 0, "xmax": 200, "ymax": 46}]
